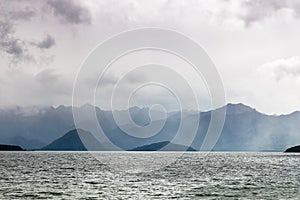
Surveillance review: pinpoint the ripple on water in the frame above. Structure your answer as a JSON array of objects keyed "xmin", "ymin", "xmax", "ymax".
[{"xmin": 0, "ymin": 152, "xmax": 300, "ymax": 199}]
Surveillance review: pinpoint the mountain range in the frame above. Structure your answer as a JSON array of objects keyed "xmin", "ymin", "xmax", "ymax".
[
  {"xmin": 41, "ymin": 129, "xmax": 196, "ymax": 151},
  {"xmin": 0, "ymin": 103, "xmax": 300, "ymax": 151}
]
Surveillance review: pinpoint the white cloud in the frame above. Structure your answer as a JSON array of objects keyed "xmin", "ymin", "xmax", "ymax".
[{"xmin": 259, "ymin": 57, "xmax": 300, "ymax": 81}]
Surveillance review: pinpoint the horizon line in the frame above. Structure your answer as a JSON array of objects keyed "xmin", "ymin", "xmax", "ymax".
[{"xmin": 0, "ymin": 102, "xmax": 299, "ymax": 117}]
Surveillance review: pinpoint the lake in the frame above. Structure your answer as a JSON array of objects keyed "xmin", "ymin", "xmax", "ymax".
[{"xmin": 0, "ymin": 152, "xmax": 299, "ymax": 199}]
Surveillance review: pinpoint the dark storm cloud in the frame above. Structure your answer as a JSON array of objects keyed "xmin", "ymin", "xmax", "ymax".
[
  {"xmin": 0, "ymin": 20, "xmax": 30, "ymax": 62},
  {"xmin": 1, "ymin": 39, "xmax": 26, "ymax": 58},
  {"xmin": 0, "ymin": 1, "xmax": 37, "ymax": 62},
  {"xmin": 0, "ymin": 0, "xmax": 91, "ymax": 64},
  {"xmin": 47, "ymin": 0, "xmax": 91, "ymax": 24},
  {"xmin": 33, "ymin": 34, "xmax": 56, "ymax": 49}
]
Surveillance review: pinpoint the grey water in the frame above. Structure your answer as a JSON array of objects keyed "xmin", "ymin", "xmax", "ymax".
[{"xmin": 0, "ymin": 152, "xmax": 300, "ymax": 199}]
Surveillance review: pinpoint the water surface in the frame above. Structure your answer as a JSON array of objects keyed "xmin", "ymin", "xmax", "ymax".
[{"xmin": 0, "ymin": 152, "xmax": 299, "ymax": 199}]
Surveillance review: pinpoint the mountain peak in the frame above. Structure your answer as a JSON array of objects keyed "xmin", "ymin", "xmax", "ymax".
[
  {"xmin": 225, "ymin": 103, "xmax": 255, "ymax": 115},
  {"xmin": 41, "ymin": 129, "xmax": 102, "ymax": 151}
]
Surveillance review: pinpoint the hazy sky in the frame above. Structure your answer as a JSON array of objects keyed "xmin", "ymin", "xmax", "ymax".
[{"xmin": 1, "ymin": 0, "xmax": 300, "ymax": 114}]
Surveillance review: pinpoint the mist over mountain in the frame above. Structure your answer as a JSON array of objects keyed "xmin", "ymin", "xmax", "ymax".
[
  {"xmin": 209, "ymin": 104, "xmax": 300, "ymax": 151},
  {"xmin": 0, "ymin": 103, "xmax": 299, "ymax": 151},
  {"xmin": 0, "ymin": 106, "xmax": 75, "ymax": 149}
]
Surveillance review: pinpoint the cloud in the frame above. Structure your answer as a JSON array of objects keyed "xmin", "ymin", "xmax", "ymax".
[
  {"xmin": 0, "ymin": 3, "xmax": 37, "ymax": 62},
  {"xmin": 0, "ymin": 0, "xmax": 91, "ymax": 64},
  {"xmin": 258, "ymin": 56, "xmax": 300, "ymax": 81},
  {"xmin": 1, "ymin": 39, "xmax": 27, "ymax": 59},
  {"xmin": 8, "ymin": 9, "xmax": 36, "ymax": 20},
  {"xmin": 0, "ymin": 20, "xmax": 32, "ymax": 62},
  {"xmin": 47, "ymin": 0, "xmax": 91, "ymax": 24},
  {"xmin": 87, "ymin": 0, "xmax": 300, "ymax": 29},
  {"xmin": 239, "ymin": 0, "xmax": 284, "ymax": 26},
  {"xmin": 0, "ymin": 20, "xmax": 13, "ymax": 38},
  {"xmin": 237, "ymin": 0, "xmax": 300, "ymax": 26},
  {"xmin": 0, "ymin": 67, "xmax": 72, "ymax": 107},
  {"xmin": 1, "ymin": 0, "xmax": 300, "ymax": 114},
  {"xmin": 33, "ymin": 34, "xmax": 56, "ymax": 49},
  {"xmin": 35, "ymin": 68, "xmax": 60, "ymax": 84}
]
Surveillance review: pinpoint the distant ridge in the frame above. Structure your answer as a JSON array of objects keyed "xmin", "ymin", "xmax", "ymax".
[
  {"xmin": 0, "ymin": 144, "xmax": 24, "ymax": 151},
  {"xmin": 41, "ymin": 129, "xmax": 103, "ymax": 151},
  {"xmin": 131, "ymin": 141, "xmax": 196, "ymax": 151},
  {"xmin": 284, "ymin": 145, "xmax": 300, "ymax": 153}
]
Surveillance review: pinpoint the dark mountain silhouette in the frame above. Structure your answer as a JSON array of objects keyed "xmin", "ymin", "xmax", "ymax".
[
  {"xmin": 284, "ymin": 145, "xmax": 300, "ymax": 153},
  {"xmin": 1, "ymin": 136, "xmax": 45, "ymax": 150},
  {"xmin": 131, "ymin": 141, "xmax": 196, "ymax": 151},
  {"xmin": 41, "ymin": 129, "xmax": 103, "ymax": 151},
  {"xmin": 0, "ymin": 144, "xmax": 24, "ymax": 151}
]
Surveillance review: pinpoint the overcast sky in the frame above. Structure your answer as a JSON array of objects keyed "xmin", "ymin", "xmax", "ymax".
[{"xmin": 1, "ymin": 0, "xmax": 300, "ymax": 114}]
